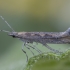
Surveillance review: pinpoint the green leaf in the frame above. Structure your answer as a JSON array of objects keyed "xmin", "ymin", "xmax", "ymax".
[{"xmin": 24, "ymin": 50, "xmax": 70, "ymax": 70}]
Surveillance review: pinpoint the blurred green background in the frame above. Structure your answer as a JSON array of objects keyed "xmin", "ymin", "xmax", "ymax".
[{"xmin": 0, "ymin": 0, "xmax": 70, "ymax": 70}]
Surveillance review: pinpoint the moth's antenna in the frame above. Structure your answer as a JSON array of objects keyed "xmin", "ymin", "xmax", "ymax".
[
  {"xmin": 0, "ymin": 30, "xmax": 10, "ymax": 33},
  {"xmin": 0, "ymin": 16, "xmax": 15, "ymax": 32}
]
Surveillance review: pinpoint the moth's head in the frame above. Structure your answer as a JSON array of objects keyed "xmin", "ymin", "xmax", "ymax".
[{"xmin": 8, "ymin": 32, "xmax": 18, "ymax": 38}]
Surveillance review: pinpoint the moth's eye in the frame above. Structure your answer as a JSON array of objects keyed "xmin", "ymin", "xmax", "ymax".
[{"xmin": 12, "ymin": 35, "xmax": 16, "ymax": 38}]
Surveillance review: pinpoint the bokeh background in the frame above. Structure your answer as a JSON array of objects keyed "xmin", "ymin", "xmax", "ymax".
[{"xmin": 0, "ymin": 0, "xmax": 70, "ymax": 70}]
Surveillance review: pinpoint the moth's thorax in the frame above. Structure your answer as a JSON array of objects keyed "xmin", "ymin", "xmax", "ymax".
[{"xmin": 17, "ymin": 32, "xmax": 35, "ymax": 43}]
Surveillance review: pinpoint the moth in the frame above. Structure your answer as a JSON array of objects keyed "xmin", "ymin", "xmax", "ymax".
[{"xmin": 0, "ymin": 16, "xmax": 70, "ymax": 61}]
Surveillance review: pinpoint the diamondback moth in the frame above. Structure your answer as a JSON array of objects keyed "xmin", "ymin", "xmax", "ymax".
[{"xmin": 0, "ymin": 16, "xmax": 70, "ymax": 61}]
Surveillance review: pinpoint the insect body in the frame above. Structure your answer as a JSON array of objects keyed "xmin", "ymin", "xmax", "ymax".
[
  {"xmin": 8, "ymin": 31, "xmax": 70, "ymax": 44},
  {"xmin": 0, "ymin": 16, "xmax": 70, "ymax": 61}
]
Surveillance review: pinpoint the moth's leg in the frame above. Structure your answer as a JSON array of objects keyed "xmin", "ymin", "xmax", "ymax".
[
  {"xmin": 22, "ymin": 43, "xmax": 28, "ymax": 62},
  {"xmin": 25, "ymin": 43, "xmax": 34, "ymax": 55},
  {"xmin": 32, "ymin": 43, "xmax": 42, "ymax": 53},
  {"xmin": 43, "ymin": 43, "xmax": 62, "ymax": 53},
  {"xmin": 26, "ymin": 43, "xmax": 41, "ymax": 53}
]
